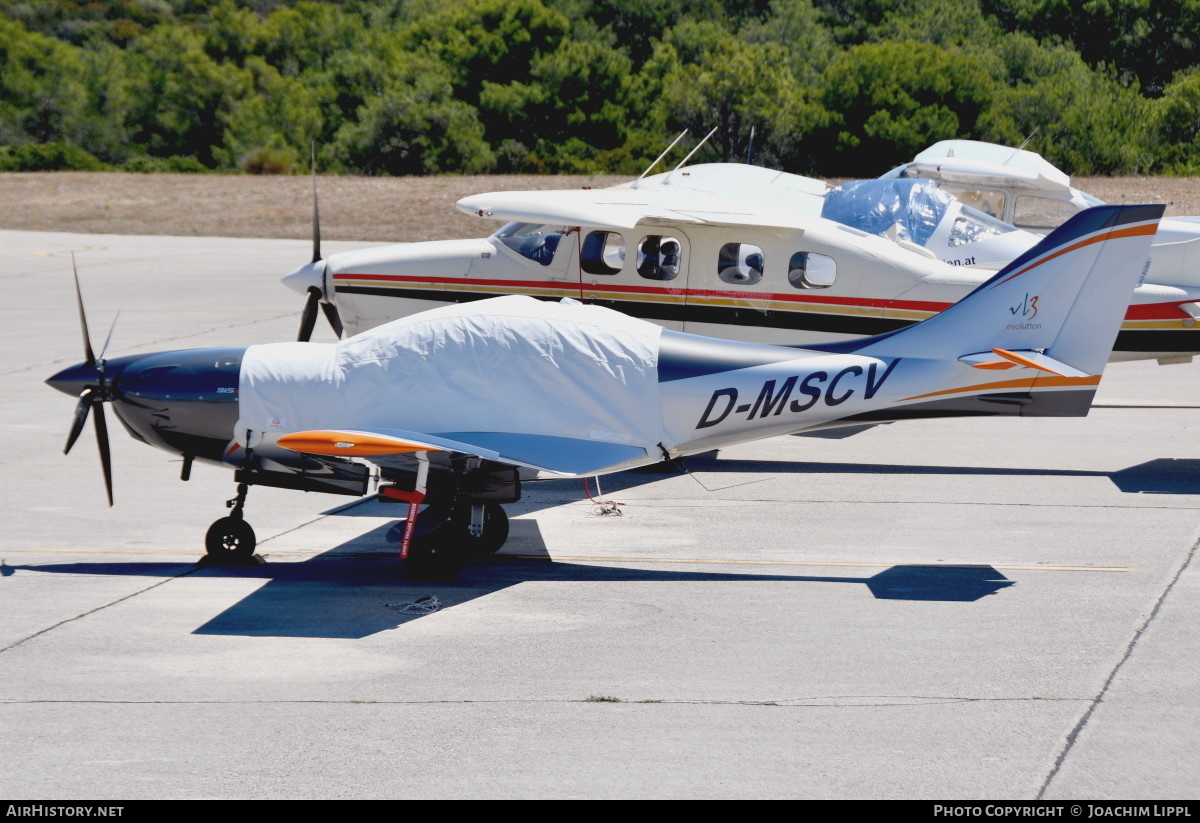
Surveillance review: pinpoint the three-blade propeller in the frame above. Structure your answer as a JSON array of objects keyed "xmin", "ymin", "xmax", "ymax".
[
  {"xmin": 295, "ymin": 145, "xmax": 343, "ymax": 342},
  {"xmin": 63, "ymin": 254, "xmax": 117, "ymax": 506}
]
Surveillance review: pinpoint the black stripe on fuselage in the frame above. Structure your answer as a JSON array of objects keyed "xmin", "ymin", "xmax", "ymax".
[
  {"xmin": 335, "ymin": 286, "xmax": 1200, "ymax": 355},
  {"xmin": 838, "ymin": 388, "xmax": 1096, "ymax": 424},
  {"xmin": 336, "ymin": 285, "xmax": 910, "ymax": 336}
]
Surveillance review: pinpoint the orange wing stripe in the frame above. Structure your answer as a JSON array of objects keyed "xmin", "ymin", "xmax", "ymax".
[{"xmin": 277, "ymin": 430, "xmax": 441, "ymax": 456}]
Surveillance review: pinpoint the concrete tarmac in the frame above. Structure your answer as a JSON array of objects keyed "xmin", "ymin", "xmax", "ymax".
[{"xmin": 1, "ymin": 231, "xmax": 1197, "ymax": 799}]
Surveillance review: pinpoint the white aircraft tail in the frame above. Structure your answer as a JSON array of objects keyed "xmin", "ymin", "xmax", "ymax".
[{"xmin": 851, "ymin": 204, "xmax": 1164, "ymax": 376}]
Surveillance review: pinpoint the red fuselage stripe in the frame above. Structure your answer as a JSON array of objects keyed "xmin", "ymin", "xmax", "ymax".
[{"xmin": 333, "ymin": 271, "xmax": 1193, "ymax": 321}]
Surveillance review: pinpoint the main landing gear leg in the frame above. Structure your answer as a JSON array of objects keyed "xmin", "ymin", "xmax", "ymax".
[
  {"xmin": 397, "ymin": 501, "xmax": 510, "ymax": 579},
  {"xmin": 381, "ymin": 457, "xmax": 513, "ymax": 579},
  {"xmin": 201, "ymin": 482, "xmax": 263, "ymax": 566}
]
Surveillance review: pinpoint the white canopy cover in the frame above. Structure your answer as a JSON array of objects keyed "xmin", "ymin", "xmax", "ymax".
[{"xmin": 237, "ymin": 296, "xmax": 665, "ymax": 451}]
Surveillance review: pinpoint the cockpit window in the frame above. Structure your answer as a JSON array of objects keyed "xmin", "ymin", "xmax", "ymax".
[
  {"xmin": 495, "ymin": 222, "xmax": 567, "ymax": 266},
  {"xmin": 948, "ymin": 205, "xmax": 1017, "ymax": 247}
]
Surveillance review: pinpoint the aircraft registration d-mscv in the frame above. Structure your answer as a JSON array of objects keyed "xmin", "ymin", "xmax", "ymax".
[
  {"xmin": 282, "ymin": 162, "xmax": 1200, "ymax": 364},
  {"xmin": 52, "ymin": 205, "xmax": 1164, "ymax": 576}
]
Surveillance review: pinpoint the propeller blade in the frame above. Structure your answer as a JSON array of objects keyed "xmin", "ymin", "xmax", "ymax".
[
  {"xmin": 97, "ymin": 310, "xmax": 120, "ymax": 362},
  {"xmin": 71, "ymin": 253, "xmax": 96, "ymax": 367},
  {"xmin": 93, "ymin": 402, "xmax": 113, "ymax": 507},
  {"xmin": 64, "ymin": 387, "xmax": 95, "ymax": 455},
  {"xmin": 298, "ymin": 286, "xmax": 320, "ymax": 342},
  {"xmin": 320, "ymin": 300, "xmax": 344, "ymax": 339},
  {"xmin": 311, "ymin": 142, "xmax": 321, "ymax": 264}
]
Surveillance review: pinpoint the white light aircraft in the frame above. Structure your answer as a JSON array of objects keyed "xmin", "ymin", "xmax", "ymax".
[
  {"xmin": 283, "ymin": 158, "xmax": 1200, "ymax": 366},
  {"xmin": 50, "ymin": 204, "xmax": 1161, "ymax": 576}
]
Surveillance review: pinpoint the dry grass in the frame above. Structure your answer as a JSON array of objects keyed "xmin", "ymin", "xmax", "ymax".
[
  {"xmin": 3, "ymin": 171, "xmax": 1199, "ymax": 243},
  {"xmin": 1, "ymin": 172, "xmax": 628, "ymax": 242}
]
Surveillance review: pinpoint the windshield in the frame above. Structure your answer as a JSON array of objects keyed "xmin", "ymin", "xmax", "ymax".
[
  {"xmin": 821, "ymin": 179, "xmax": 952, "ymax": 246},
  {"xmin": 823, "ymin": 179, "xmax": 1019, "ymax": 248},
  {"xmin": 948, "ymin": 204, "xmax": 1016, "ymax": 247},
  {"xmin": 495, "ymin": 222, "xmax": 567, "ymax": 266}
]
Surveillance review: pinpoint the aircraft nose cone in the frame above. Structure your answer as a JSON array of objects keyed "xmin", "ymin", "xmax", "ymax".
[
  {"xmin": 282, "ymin": 259, "xmax": 326, "ymax": 297},
  {"xmin": 46, "ymin": 361, "xmax": 99, "ymax": 396}
]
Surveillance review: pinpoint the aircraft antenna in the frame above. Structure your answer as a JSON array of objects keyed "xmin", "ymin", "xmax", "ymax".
[
  {"xmin": 746, "ymin": 125, "xmax": 756, "ymax": 166},
  {"xmin": 1009, "ymin": 127, "xmax": 1042, "ymax": 162},
  {"xmin": 634, "ymin": 129, "xmax": 688, "ymax": 187},
  {"xmin": 672, "ymin": 126, "xmax": 719, "ymax": 172}
]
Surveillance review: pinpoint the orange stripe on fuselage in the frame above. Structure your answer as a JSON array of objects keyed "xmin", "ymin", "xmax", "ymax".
[
  {"xmin": 989, "ymin": 223, "xmax": 1158, "ymax": 289},
  {"xmin": 901, "ymin": 374, "xmax": 1101, "ymax": 402}
]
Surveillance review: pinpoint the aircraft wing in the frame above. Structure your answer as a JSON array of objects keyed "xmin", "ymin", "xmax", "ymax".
[
  {"xmin": 456, "ymin": 188, "xmax": 815, "ymax": 230},
  {"xmin": 276, "ymin": 427, "xmax": 651, "ymax": 478}
]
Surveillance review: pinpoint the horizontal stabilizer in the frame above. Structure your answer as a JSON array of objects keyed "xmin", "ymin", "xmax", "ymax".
[
  {"xmin": 958, "ymin": 349, "xmax": 1090, "ymax": 378},
  {"xmin": 278, "ymin": 427, "xmax": 649, "ymax": 477}
]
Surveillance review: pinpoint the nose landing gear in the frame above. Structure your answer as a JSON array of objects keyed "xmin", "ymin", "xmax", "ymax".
[{"xmin": 201, "ymin": 483, "xmax": 263, "ymax": 566}]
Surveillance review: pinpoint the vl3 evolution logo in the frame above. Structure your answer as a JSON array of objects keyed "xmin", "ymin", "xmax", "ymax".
[{"xmin": 1007, "ymin": 293, "xmax": 1041, "ymax": 330}]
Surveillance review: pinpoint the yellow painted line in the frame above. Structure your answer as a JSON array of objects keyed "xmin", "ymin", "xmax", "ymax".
[{"xmin": 0, "ymin": 547, "xmax": 1135, "ymax": 572}]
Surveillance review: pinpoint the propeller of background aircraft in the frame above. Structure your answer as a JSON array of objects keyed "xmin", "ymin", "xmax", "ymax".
[
  {"xmin": 59, "ymin": 254, "xmax": 117, "ymax": 505},
  {"xmin": 290, "ymin": 146, "xmax": 343, "ymax": 343}
]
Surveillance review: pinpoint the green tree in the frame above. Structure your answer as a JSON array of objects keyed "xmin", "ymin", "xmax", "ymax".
[
  {"xmin": 401, "ymin": 0, "xmax": 571, "ymax": 104},
  {"xmin": 649, "ymin": 19, "xmax": 829, "ymax": 169},
  {"xmin": 978, "ymin": 33, "xmax": 1151, "ymax": 173},
  {"xmin": 818, "ymin": 40, "xmax": 996, "ymax": 173},
  {"xmin": 981, "ymin": 0, "xmax": 1200, "ymax": 95},
  {"xmin": 739, "ymin": 0, "xmax": 837, "ymax": 86},
  {"xmin": 0, "ymin": 17, "xmax": 89, "ymax": 146},
  {"xmin": 330, "ymin": 53, "xmax": 494, "ymax": 174},
  {"xmin": 216, "ymin": 56, "xmax": 323, "ymax": 170},
  {"xmin": 1151, "ymin": 68, "xmax": 1200, "ymax": 173},
  {"xmin": 123, "ymin": 23, "xmax": 246, "ymax": 166},
  {"xmin": 480, "ymin": 38, "xmax": 636, "ymax": 172}
]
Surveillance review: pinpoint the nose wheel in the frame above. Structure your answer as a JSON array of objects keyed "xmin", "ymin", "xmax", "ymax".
[{"xmin": 201, "ymin": 483, "xmax": 263, "ymax": 566}]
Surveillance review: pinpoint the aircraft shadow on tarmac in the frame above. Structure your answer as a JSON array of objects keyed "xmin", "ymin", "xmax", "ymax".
[
  {"xmin": 591, "ymin": 453, "xmax": 1200, "ymax": 497},
  {"xmin": 6, "ymin": 518, "xmax": 1015, "ymax": 640},
  {"xmin": 7, "ymin": 455, "xmax": 1195, "ymax": 639}
]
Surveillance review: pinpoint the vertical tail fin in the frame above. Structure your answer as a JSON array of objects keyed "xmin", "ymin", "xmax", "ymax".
[{"xmin": 854, "ymin": 204, "xmax": 1164, "ymax": 374}]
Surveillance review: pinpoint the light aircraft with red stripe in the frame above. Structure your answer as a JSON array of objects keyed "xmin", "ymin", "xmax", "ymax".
[
  {"xmin": 49, "ymin": 204, "xmax": 1162, "ymax": 576},
  {"xmin": 282, "ymin": 162, "xmax": 1200, "ymax": 365}
]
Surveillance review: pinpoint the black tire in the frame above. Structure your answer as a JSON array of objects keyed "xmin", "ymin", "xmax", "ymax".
[
  {"xmin": 405, "ymin": 529, "xmax": 466, "ymax": 579},
  {"xmin": 453, "ymin": 503, "xmax": 509, "ymax": 557},
  {"xmin": 205, "ymin": 516, "xmax": 257, "ymax": 561},
  {"xmin": 403, "ymin": 503, "xmax": 509, "ymax": 578}
]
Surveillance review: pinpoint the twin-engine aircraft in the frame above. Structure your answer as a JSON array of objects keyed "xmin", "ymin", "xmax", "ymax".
[
  {"xmin": 50, "ymin": 204, "xmax": 1162, "ymax": 576},
  {"xmin": 283, "ymin": 160, "xmax": 1200, "ymax": 366}
]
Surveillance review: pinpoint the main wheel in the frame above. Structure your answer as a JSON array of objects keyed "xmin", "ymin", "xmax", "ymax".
[
  {"xmin": 453, "ymin": 503, "xmax": 510, "ymax": 557},
  {"xmin": 205, "ymin": 516, "xmax": 257, "ymax": 561},
  {"xmin": 405, "ymin": 528, "xmax": 467, "ymax": 579}
]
